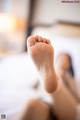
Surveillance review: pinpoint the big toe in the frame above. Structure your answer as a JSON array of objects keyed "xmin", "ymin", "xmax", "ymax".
[{"xmin": 27, "ymin": 35, "xmax": 39, "ymax": 47}]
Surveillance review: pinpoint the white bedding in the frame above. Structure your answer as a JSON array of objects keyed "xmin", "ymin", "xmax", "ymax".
[{"xmin": 0, "ymin": 53, "xmax": 40, "ymax": 120}]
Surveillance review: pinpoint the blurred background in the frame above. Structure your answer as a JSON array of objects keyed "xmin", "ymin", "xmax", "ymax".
[
  {"xmin": 0, "ymin": 0, "xmax": 30, "ymax": 56},
  {"xmin": 0, "ymin": 0, "xmax": 80, "ymax": 119},
  {"xmin": 0, "ymin": 0, "xmax": 80, "ymax": 78},
  {"xmin": 0, "ymin": 0, "xmax": 80, "ymax": 56}
]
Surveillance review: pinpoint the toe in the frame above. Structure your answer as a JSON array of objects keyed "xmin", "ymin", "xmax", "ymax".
[
  {"xmin": 43, "ymin": 38, "xmax": 47, "ymax": 43},
  {"xmin": 46, "ymin": 39, "xmax": 51, "ymax": 44},
  {"xmin": 43, "ymin": 38, "xmax": 51, "ymax": 44},
  {"xmin": 37, "ymin": 36, "xmax": 43, "ymax": 42},
  {"xmin": 34, "ymin": 35, "xmax": 39, "ymax": 41},
  {"xmin": 27, "ymin": 36, "xmax": 51, "ymax": 48},
  {"xmin": 27, "ymin": 36, "xmax": 34, "ymax": 47},
  {"xmin": 27, "ymin": 36, "xmax": 37, "ymax": 47}
]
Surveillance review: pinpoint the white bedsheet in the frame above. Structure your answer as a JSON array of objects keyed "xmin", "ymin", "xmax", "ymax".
[{"xmin": 0, "ymin": 53, "xmax": 39, "ymax": 120}]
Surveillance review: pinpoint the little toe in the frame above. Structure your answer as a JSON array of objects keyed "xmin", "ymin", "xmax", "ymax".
[{"xmin": 46, "ymin": 39, "xmax": 51, "ymax": 44}]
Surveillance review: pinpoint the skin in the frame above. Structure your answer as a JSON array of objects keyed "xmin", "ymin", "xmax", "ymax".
[
  {"xmin": 21, "ymin": 35, "xmax": 77, "ymax": 120},
  {"xmin": 27, "ymin": 35, "xmax": 58, "ymax": 93},
  {"xmin": 56, "ymin": 54, "xmax": 79, "ymax": 102},
  {"xmin": 56, "ymin": 54, "xmax": 71, "ymax": 79},
  {"xmin": 56, "ymin": 54, "xmax": 71, "ymax": 71}
]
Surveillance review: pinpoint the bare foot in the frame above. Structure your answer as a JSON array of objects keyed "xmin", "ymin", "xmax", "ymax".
[{"xmin": 27, "ymin": 35, "xmax": 58, "ymax": 93}]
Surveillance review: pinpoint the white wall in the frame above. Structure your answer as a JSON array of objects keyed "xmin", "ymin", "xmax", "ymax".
[{"xmin": 32, "ymin": 0, "xmax": 80, "ymax": 25}]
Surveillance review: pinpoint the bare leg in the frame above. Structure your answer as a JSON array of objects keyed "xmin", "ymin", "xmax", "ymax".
[
  {"xmin": 51, "ymin": 81, "xmax": 77, "ymax": 120},
  {"xmin": 27, "ymin": 35, "xmax": 77, "ymax": 120},
  {"xmin": 21, "ymin": 99, "xmax": 51, "ymax": 120}
]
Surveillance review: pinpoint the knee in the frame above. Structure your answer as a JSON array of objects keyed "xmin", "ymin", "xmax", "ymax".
[
  {"xmin": 27, "ymin": 99, "xmax": 40, "ymax": 109},
  {"xmin": 21, "ymin": 99, "xmax": 50, "ymax": 120},
  {"xmin": 20, "ymin": 100, "xmax": 36, "ymax": 120},
  {"xmin": 27, "ymin": 99, "xmax": 49, "ymax": 113}
]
